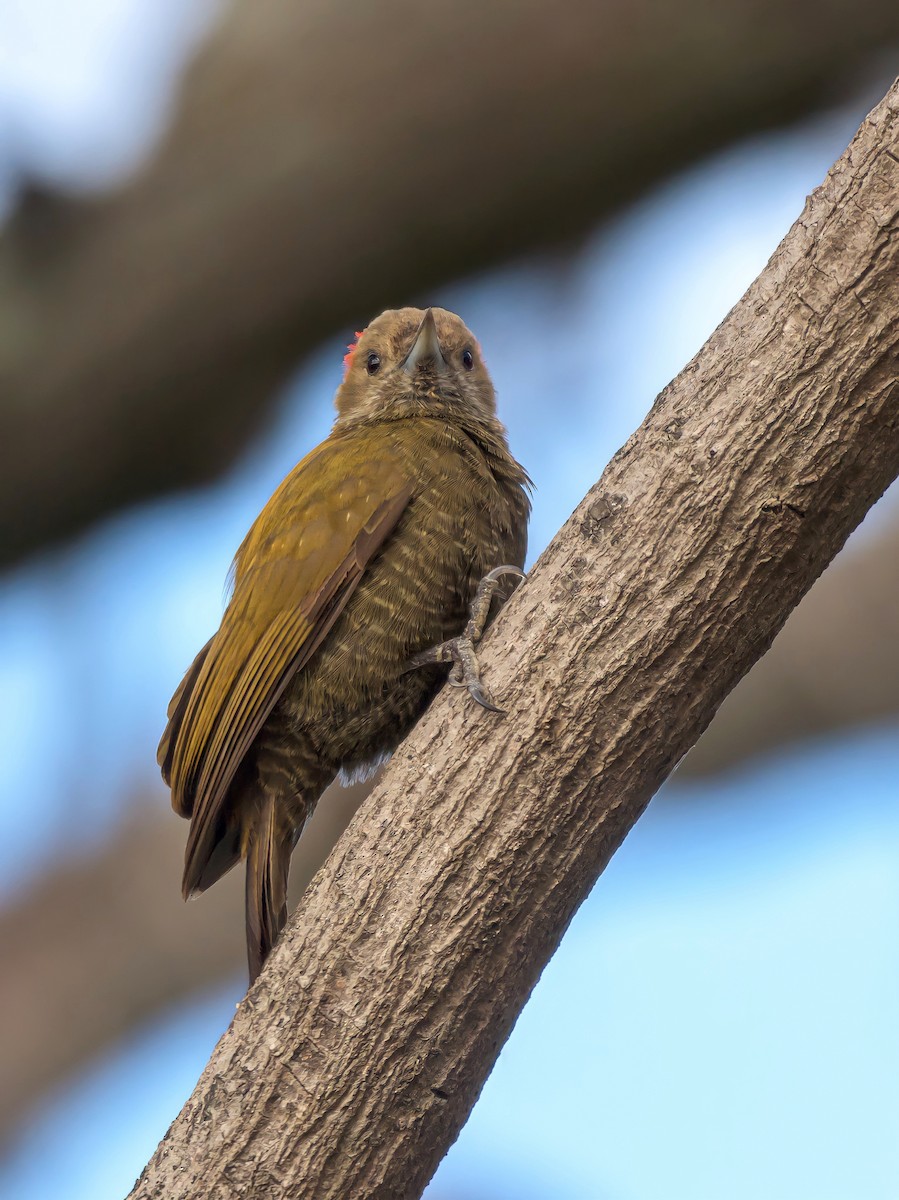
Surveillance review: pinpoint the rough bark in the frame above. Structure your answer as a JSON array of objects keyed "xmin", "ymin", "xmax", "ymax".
[
  {"xmin": 2, "ymin": 0, "xmax": 898, "ymax": 566},
  {"xmin": 127, "ymin": 84, "xmax": 899, "ymax": 1199}
]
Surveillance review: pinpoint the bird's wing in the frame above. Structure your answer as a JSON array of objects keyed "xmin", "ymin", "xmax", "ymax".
[
  {"xmin": 157, "ymin": 635, "xmax": 214, "ymax": 795},
  {"xmin": 157, "ymin": 433, "xmax": 412, "ymax": 895}
]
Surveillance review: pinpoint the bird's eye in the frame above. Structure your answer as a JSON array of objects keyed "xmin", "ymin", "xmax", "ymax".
[
  {"xmin": 366, "ymin": 352, "xmax": 381, "ymax": 375},
  {"xmin": 462, "ymin": 348, "xmax": 474, "ymax": 371}
]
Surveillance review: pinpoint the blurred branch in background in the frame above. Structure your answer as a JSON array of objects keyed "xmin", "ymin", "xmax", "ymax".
[
  {"xmin": 0, "ymin": 779, "xmax": 372, "ymax": 1143},
  {"xmin": 1, "ymin": 0, "xmax": 898, "ymax": 566},
  {"xmin": 681, "ymin": 509, "xmax": 899, "ymax": 775}
]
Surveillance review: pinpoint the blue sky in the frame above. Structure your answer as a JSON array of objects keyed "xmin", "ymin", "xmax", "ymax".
[{"xmin": 0, "ymin": 7, "xmax": 896, "ymax": 1198}]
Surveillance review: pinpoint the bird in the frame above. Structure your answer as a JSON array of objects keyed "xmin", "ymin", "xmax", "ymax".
[{"xmin": 158, "ymin": 306, "xmax": 531, "ymax": 982}]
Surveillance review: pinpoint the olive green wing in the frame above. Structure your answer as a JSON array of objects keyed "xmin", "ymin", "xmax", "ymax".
[
  {"xmin": 158, "ymin": 435, "xmax": 412, "ymax": 896},
  {"xmin": 157, "ymin": 635, "xmax": 213, "ymax": 796}
]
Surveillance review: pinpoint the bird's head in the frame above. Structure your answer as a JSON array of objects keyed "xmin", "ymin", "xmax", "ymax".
[{"xmin": 334, "ymin": 307, "xmax": 497, "ymax": 427}]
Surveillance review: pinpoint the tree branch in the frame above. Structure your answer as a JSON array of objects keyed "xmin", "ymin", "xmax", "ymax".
[
  {"xmin": 2, "ymin": 0, "xmax": 898, "ymax": 565},
  {"xmin": 127, "ymin": 82, "xmax": 899, "ymax": 1198}
]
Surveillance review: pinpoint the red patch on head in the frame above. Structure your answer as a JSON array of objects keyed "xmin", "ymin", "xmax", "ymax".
[{"xmin": 343, "ymin": 332, "xmax": 364, "ymax": 377}]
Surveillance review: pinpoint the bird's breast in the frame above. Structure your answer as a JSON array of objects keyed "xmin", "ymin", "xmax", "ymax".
[{"xmin": 278, "ymin": 424, "xmax": 525, "ymax": 760}]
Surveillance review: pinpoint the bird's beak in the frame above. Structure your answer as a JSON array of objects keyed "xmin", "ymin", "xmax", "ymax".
[{"xmin": 401, "ymin": 309, "xmax": 448, "ymax": 375}]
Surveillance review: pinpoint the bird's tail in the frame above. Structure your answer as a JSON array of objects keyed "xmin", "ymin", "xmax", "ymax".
[{"xmin": 244, "ymin": 794, "xmax": 294, "ymax": 984}]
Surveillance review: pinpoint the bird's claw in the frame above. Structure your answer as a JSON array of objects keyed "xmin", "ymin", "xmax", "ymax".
[
  {"xmin": 467, "ymin": 679, "xmax": 506, "ymax": 716},
  {"xmin": 465, "ymin": 565, "xmax": 526, "ymax": 643},
  {"xmin": 444, "ymin": 638, "xmax": 506, "ymax": 713},
  {"xmin": 404, "ymin": 564, "xmax": 525, "ymax": 714}
]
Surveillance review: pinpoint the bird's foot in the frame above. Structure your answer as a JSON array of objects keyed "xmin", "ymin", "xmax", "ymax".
[
  {"xmin": 463, "ymin": 564, "xmax": 526, "ymax": 645},
  {"xmin": 405, "ymin": 565, "xmax": 526, "ymax": 713}
]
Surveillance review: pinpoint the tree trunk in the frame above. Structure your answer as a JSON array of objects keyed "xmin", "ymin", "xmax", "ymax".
[
  {"xmin": 2, "ymin": 0, "xmax": 897, "ymax": 565},
  {"xmin": 127, "ymin": 83, "xmax": 899, "ymax": 1199}
]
